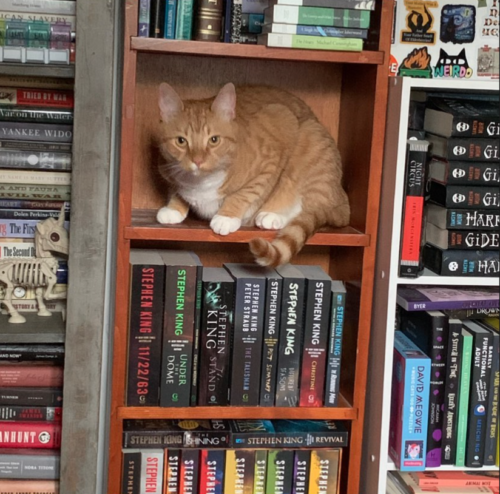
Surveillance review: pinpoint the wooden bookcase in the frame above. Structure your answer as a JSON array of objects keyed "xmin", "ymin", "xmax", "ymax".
[{"xmin": 107, "ymin": 1, "xmax": 395, "ymax": 493}]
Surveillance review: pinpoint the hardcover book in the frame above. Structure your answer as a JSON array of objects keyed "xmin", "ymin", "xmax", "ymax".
[
  {"xmin": 0, "ymin": 344, "xmax": 64, "ymax": 363},
  {"xmin": 0, "ymin": 480, "xmax": 59, "ymax": 494},
  {"xmin": 422, "ymin": 244, "xmax": 500, "ymax": 277},
  {"xmin": 0, "ymin": 122, "xmax": 73, "ymax": 143},
  {"xmin": 262, "ymin": 23, "xmax": 368, "ymax": 39},
  {"xmin": 199, "ymin": 449, "xmax": 225, "ymax": 494},
  {"xmin": 295, "ymin": 265, "xmax": 331, "ymax": 407},
  {"xmin": 425, "ymin": 223, "xmax": 499, "ymax": 251},
  {"xmin": 0, "ymin": 406, "xmax": 62, "ymax": 422},
  {"xmin": 0, "ymin": 183, "xmax": 71, "ymax": 201},
  {"xmin": 308, "ymin": 449, "xmax": 341, "ymax": 494},
  {"xmin": 324, "ymin": 281, "xmax": 346, "ymax": 407},
  {"xmin": 274, "ymin": 264, "xmax": 306, "ymax": 407},
  {"xmin": 396, "ymin": 286, "xmax": 500, "ymax": 312},
  {"xmin": 0, "ymin": 0, "xmax": 76, "ymax": 15},
  {"xmin": 0, "ymin": 149, "xmax": 71, "ymax": 171},
  {"xmin": 426, "ymin": 204, "xmax": 500, "ymax": 231},
  {"xmin": 389, "ymin": 331, "xmax": 431, "ymax": 471},
  {"xmin": 0, "ymin": 106, "xmax": 73, "ymax": 124},
  {"xmin": 138, "ymin": 0, "xmax": 151, "ymax": 37},
  {"xmin": 0, "ymin": 139, "xmax": 72, "ymax": 153},
  {"xmin": 0, "ymin": 448, "xmax": 60, "ymax": 479},
  {"xmin": 121, "ymin": 449, "xmax": 163, "ymax": 494},
  {"xmin": 224, "ymin": 449, "xmax": 254, "ymax": 494},
  {"xmin": 0, "ymin": 421, "xmax": 61, "ymax": 449},
  {"xmin": 0, "ymin": 219, "xmax": 69, "ymax": 239},
  {"xmin": 179, "ymin": 449, "xmax": 199, "ymax": 494},
  {"xmin": 198, "ymin": 268, "xmax": 234, "ymax": 407},
  {"xmin": 159, "ymin": 250, "xmax": 202, "ymax": 408},
  {"xmin": 428, "ymin": 181, "xmax": 499, "ymax": 210},
  {"xmin": 265, "ymin": 450, "xmax": 293, "ymax": 494},
  {"xmin": 150, "ymin": 0, "xmax": 166, "ymax": 37},
  {"xmin": 0, "ymin": 387, "xmax": 62, "ymax": 406},
  {"xmin": 194, "ymin": 0, "xmax": 224, "ymax": 41},
  {"xmin": 0, "ymin": 87, "xmax": 73, "ymax": 109},
  {"xmin": 253, "ymin": 449, "xmax": 267, "ymax": 494},
  {"xmin": 127, "ymin": 250, "xmax": 165, "ymax": 407},
  {"xmin": 444, "ymin": 307, "xmax": 500, "ymax": 320},
  {"xmin": 164, "ymin": 0, "xmax": 178, "ymax": 38},
  {"xmin": 292, "ymin": 450, "xmax": 311, "ymax": 494},
  {"xmin": 224, "ymin": 263, "xmax": 268, "ymax": 407},
  {"xmin": 426, "ymin": 134, "xmax": 500, "ymax": 162},
  {"xmin": 428, "ymin": 159, "xmax": 499, "ymax": 185}
]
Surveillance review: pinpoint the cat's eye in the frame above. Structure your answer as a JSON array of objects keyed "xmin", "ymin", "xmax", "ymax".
[
  {"xmin": 176, "ymin": 137, "xmax": 187, "ymax": 146},
  {"xmin": 209, "ymin": 136, "xmax": 220, "ymax": 145}
]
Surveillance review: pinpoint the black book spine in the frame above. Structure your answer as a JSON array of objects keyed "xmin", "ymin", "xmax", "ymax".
[
  {"xmin": 121, "ymin": 451, "xmax": 141, "ymax": 494},
  {"xmin": 150, "ymin": 0, "xmax": 166, "ymax": 37},
  {"xmin": 292, "ymin": 450, "xmax": 311, "ymax": 494},
  {"xmin": 444, "ymin": 308, "xmax": 500, "ymax": 319},
  {"xmin": 190, "ymin": 265, "xmax": 203, "ymax": 406},
  {"xmin": 423, "ymin": 244, "xmax": 500, "ymax": 277},
  {"xmin": 445, "ymin": 137, "xmax": 500, "ymax": 162},
  {"xmin": 160, "ymin": 265, "xmax": 198, "ymax": 407},
  {"xmin": 165, "ymin": 449, "xmax": 181, "ymax": 493},
  {"xmin": 0, "ymin": 209, "xmax": 70, "ymax": 220},
  {"xmin": 0, "ymin": 140, "xmax": 72, "ymax": 152},
  {"xmin": 441, "ymin": 320, "xmax": 463, "ymax": 464},
  {"xmin": 483, "ymin": 327, "xmax": 499, "ymax": 466},
  {"xmin": 430, "ymin": 181, "xmax": 500, "ymax": 210},
  {"xmin": 0, "ymin": 121, "xmax": 73, "ymax": 143},
  {"xmin": 445, "ymin": 209, "xmax": 500, "ymax": 231},
  {"xmin": 276, "ymin": 277, "xmax": 306, "ymax": 407},
  {"xmin": 443, "ymin": 162, "xmax": 500, "ymax": 185},
  {"xmin": 127, "ymin": 263, "xmax": 165, "ymax": 407},
  {"xmin": 444, "ymin": 230, "xmax": 499, "ymax": 250},
  {"xmin": 180, "ymin": 449, "xmax": 200, "ymax": 494},
  {"xmin": 230, "ymin": 277, "xmax": 266, "ymax": 406},
  {"xmin": 0, "ymin": 387, "xmax": 63, "ymax": 406},
  {"xmin": 0, "ymin": 107, "xmax": 74, "ymax": 124},
  {"xmin": 450, "ymin": 116, "xmax": 500, "ymax": 137},
  {"xmin": 324, "ymin": 285, "xmax": 346, "ymax": 407},
  {"xmin": 0, "ymin": 405, "xmax": 61, "ymax": 421},
  {"xmin": 259, "ymin": 277, "xmax": 282, "ymax": 407},
  {"xmin": 122, "ymin": 429, "xmax": 184, "ymax": 449},
  {"xmin": 466, "ymin": 330, "xmax": 493, "ymax": 467},
  {"xmin": 198, "ymin": 278, "xmax": 234, "ymax": 406},
  {"xmin": 0, "ymin": 344, "xmax": 64, "ymax": 363}
]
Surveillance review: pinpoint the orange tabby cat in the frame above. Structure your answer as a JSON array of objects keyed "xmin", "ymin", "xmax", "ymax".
[{"xmin": 156, "ymin": 83, "xmax": 350, "ymax": 267}]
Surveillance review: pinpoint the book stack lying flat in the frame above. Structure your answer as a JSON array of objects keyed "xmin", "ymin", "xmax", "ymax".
[
  {"xmin": 422, "ymin": 95, "xmax": 500, "ymax": 277},
  {"xmin": 259, "ymin": 0, "xmax": 373, "ymax": 51},
  {"xmin": 0, "ymin": 0, "xmax": 76, "ymax": 65}
]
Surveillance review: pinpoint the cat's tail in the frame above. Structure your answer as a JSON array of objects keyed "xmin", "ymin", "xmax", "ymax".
[{"xmin": 249, "ymin": 211, "xmax": 319, "ymax": 267}]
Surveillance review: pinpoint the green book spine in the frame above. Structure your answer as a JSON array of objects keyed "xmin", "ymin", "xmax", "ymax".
[
  {"xmin": 455, "ymin": 328, "xmax": 473, "ymax": 466},
  {"xmin": 264, "ymin": 33, "xmax": 363, "ymax": 51},
  {"xmin": 254, "ymin": 450, "xmax": 267, "ymax": 494},
  {"xmin": 175, "ymin": 0, "xmax": 195, "ymax": 39}
]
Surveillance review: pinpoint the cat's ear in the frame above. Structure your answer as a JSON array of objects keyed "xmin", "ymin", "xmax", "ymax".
[
  {"xmin": 211, "ymin": 83, "xmax": 236, "ymax": 121},
  {"xmin": 158, "ymin": 83, "xmax": 184, "ymax": 121}
]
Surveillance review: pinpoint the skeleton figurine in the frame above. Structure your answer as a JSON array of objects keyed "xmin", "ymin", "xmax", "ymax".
[{"xmin": 0, "ymin": 208, "xmax": 69, "ymax": 324}]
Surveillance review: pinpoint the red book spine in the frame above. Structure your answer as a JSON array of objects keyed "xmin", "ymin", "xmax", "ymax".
[
  {"xmin": 0, "ymin": 366, "xmax": 64, "ymax": 387},
  {"xmin": 0, "ymin": 87, "xmax": 74, "ymax": 109},
  {"xmin": 0, "ymin": 421, "xmax": 62, "ymax": 448},
  {"xmin": 0, "ymin": 406, "xmax": 62, "ymax": 422}
]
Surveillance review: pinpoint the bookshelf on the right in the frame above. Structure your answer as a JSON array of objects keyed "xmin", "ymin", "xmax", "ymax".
[{"xmin": 361, "ymin": 76, "xmax": 499, "ymax": 494}]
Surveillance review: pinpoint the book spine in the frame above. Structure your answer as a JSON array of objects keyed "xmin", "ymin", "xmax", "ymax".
[
  {"xmin": 265, "ymin": 450, "xmax": 294, "ymax": 494},
  {"xmin": 299, "ymin": 277, "xmax": 331, "ymax": 407},
  {"xmin": 194, "ymin": 0, "xmax": 224, "ymax": 41},
  {"xmin": 442, "ymin": 230, "xmax": 499, "ymax": 250},
  {"xmin": 443, "ymin": 162, "xmax": 500, "ymax": 185},
  {"xmin": 165, "ymin": 449, "xmax": 181, "ymax": 493},
  {"xmin": 0, "ymin": 149, "xmax": 72, "ymax": 171},
  {"xmin": 0, "ymin": 241, "xmax": 35, "ymax": 259},
  {"xmin": 0, "ymin": 421, "xmax": 61, "ymax": 448},
  {"xmin": 0, "ymin": 345, "xmax": 64, "ymax": 363},
  {"xmin": 324, "ymin": 285, "xmax": 346, "ymax": 407},
  {"xmin": 0, "ymin": 12, "xmax": 76, "ymax": 31},
  {"xmin": 259, "ymin": 277, "xmax": 282, "ymax": 407},
  {"xmin": 0, "ymin": 209, "xmax": 69, "ymax": 220},
  {"xmin": 441, "ymin": 322, "xmax": 463, "ymax": 464},
  {"xmin": 160, "ymin": 264, "xmax": 198, "ymax": 407},
  {"xmin": 122, "ymin": 429, "xmax": 184, "ymax": 449},
  {"xmin": 122, "ymin": 451, "xmax": 141, "ymax": 494},
  {"xmin": 175, "ymin": 0, "xmax": 195, "ymax": 40},
  {"xmin": 466, "ymin": 331, "xmax": 493, "ymax": 467},
  {"xmin": 292, "ymin": 450, "xmax": 310, "ymax": 494},
  {"xmin": 0, "ymin": 199, "xmax": 69, "ymax": 210},
  {"xmin": 0, "ymin": 183, "xmax": 71, "ymax": 201},
  {"xmin": 284, "ymin": 0, "xmax": 375, "ymax": 8},
  {"xmin": 0, "ymin": 74, "xmax": 74, "ymax": 90},
  {"xmin": 445, "ymin": 138, "xmax": 500, "ymax": 162},
  {"xmin": 450, "ymin": 116, "xmax": 500, "ymax": 137},
  {"xmin": 179, "ymin": 449, "xmax": 200, "ymax": 494},
  {"xmin": 138, "ymin": 0, "xmax": 151, "ymax": 37},
  {"xmin": 224, "ymin": 449, "xmax": 254, "ymax": 493},
  {"xmin": 230, "ymin": 277, "xmax": 265, "ymax": 407},
  {"xmin": 126, "ymin": 263, "xmax": 165, "ymax": 407},
  {"xmin": 399, "ymin": 141, "xmax": 428, "ymax": 277},
  {"xmin": 0, "ymin": 87, "xmax": 73, "ymax": 109},
  {"xmin": 0, "ymin": 107, "xmax": 73, "ymax": 124},
  {"xmin": 0, "ymin": 405, "xmax": 62, "ymax": 421},
  {"xmin": 223, "ymin": 0, "xmax": 233, "ymax": 41},
  {"xmin": 241, "ymin": 14, "xmax": 264, "ymax": 35},
  {"xmin": 230, "ymin": 0, "xmax": 242, "ymax": 43},
  {"xmin": 280, "ymin": 24, "xmax": 368, "ymax": 38},
  {"xmin": 190, "ymin": 265, "xmax": 203, "ymax": 406},
  {"xmin": 6, "ymin": 299, "xmax": 66, "ymax": 314},
  {"xmin": 0, "ymin": 0, "xmax": 75, "ymax": 15},
  {"xmin": 0, "ymin": 387, "xmax": 63, "ymax": 406},
  {"xmin": 0, "ymin": 122, "xmax": 73, "ymax": 143},
  {"xmin": 0, "ymin": 170, "xmax": 70, "ymax": 185},
  {"xmin": 440, "ymin": 184, "xmax": 499, "ymax": 210},
  {"xmin": 0, "ymin": 365, "xmax": 63, "ymax": 387},
  {"xmin": 484, "ymin": 330, "xmax": 499, "ymax": 465},
  {"xmin": 263, "ymin": 33, "xmax": 363, "ymax": 50},
  {"xmin": 422, "ymin": 245, "xmax": 500, "ymax": 277},
  {"xmin": 164, "ymin": 0, "xmax": 178, "ymax": 38},
  {"xmin": 150, "ymin": 0, "xmax": 166, "ymax": 37},
  {"xmin": 199, "ymin": 449, "xmax": 225, "ymax": 494},
  {"xmin": 308, "ymin": 450, "xmax": 341, "ymax": 494},
  {"xmin": 445, "ymin": 308, "xmax": 500, "ymax": 319},
  {"xmin": 276, "ymin": 277, "xmax": 305, "ymax": 407},
  {"xmin": 140, "ymin": 450, "xmax": 163, "ymax": 494},
  {"xmin": 198, "ymin": 279, "xmax": 234, "ymax": 406},
  {"xmin": 253, "ymin": 449, "xmax": 267, "ymax": 494},
  {"xmin": 445, "ymin": 209, "xmax": 500, "ymax": 231},
  {"xmin": 0, "ymin": 451, "xmax": 60, "ymax": 479},
  {"xmin": 0, "ymin": 139, "xmax": 72, "ymax": 152},
  {"xmin": 0, "ymin": 219, "xmax": 69, "ymax": 238}
]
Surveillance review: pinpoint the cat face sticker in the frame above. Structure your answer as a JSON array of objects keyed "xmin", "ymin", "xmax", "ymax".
[
  {"xmin": 398, "ymin": 46, "xmax": 433, "ymax": 77},
  {"xmin": 433, "ymin": 48, "xmax": 473, "ymax": 78},
  {"xmin": 401, "ymin": 0, "xmax": 437, "ymax": 44}
]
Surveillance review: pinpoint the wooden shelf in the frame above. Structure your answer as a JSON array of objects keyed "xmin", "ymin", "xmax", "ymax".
[
  {"xmin": 0, "ymin": 62, "xmax": 75, "ymax": 78},
  {"xmin": 125, "ymin": 209, "xmax": 370, "ymax": 246},
  {"xmin": 0, "ymin": 312, "xmax": 65, "ymax": 344},
  {"xmin": 131, "ymin": 38, "xmax": 385, "ymax": 65}
]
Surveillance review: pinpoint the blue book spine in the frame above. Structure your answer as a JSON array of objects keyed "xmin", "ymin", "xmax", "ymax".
[
  {"xmin": 164, "ymin": 0, "xmax": 177, "ymax": 38},
  {"xmin": 138, "ymin": 0, "xmax": 151, "ymax": 37},
  {"xmin": 223, "ymin": 0, "xmax": 233, "ymax": 42}
]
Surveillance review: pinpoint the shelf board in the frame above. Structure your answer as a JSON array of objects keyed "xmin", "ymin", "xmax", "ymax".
[
  {"xmin": 125, "ymin": 209, "xmax": 370, "ymax": 246},
  {"xmin": 397, "ymin": 269, "xmax": 499, "ymax": 287},
  {"xmin": 387, "ymin": 459, "xmax": 498, "ymax": 472},
  {"xmin": 131, "ymin": 38, "xmax": 385, "ymax": 65},
  {"xmin": 0, "ymin": 62, "xmax": 75, "ymax": 78},
  {"xmin": 0, "ymin": 312, "xmax": 65, "ymax": 344}
]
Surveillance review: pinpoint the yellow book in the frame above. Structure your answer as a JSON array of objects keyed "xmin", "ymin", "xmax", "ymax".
[{"xmin": 308, "ymin": 449, "xmax": 342, "ymax": 494}]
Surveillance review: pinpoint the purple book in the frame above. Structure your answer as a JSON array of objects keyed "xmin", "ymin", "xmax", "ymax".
[{"xmin": 397, "ymin": 287, "xmax": 500, "ymax": 312}]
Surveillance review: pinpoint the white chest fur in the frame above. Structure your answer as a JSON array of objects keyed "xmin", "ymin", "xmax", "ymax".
[{"xmin": 178, "ymin": 170, "xmax": 226, "ymax": 220}]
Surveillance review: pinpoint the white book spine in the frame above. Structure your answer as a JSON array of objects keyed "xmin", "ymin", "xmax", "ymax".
[
  {"xmin": 271, "ymin": 5, "xmax": 300, "ymax": 24},
  {"xmin": 0, "ymin": 170, "xmax": 71, "ymax": 186},
  {"xmin": 0, "ymin": 0, "xmax": 76, "ymax": 15}
]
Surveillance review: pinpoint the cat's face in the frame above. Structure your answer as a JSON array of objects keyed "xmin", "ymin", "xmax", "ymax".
[{"xmin": 158, "ymin": 83, "xmax": 237, "ymax": 178}]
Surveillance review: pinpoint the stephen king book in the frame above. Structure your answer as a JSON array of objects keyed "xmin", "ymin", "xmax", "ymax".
[
  {"xmin": 308, "ymin": 449, "xmax": 341, "ymax": 494},
  {"xmin": 224, "ymin": 449, "xmax": 255, "ymax": 494},
  {"xmin": 199, "ymin": 449, "xmax": 224, "ymax": 494},
  {"xmin": 164, "ymin": 449, "xmax": 181, "ymax": 494},
  {"xmin": 292, "ymin": 450, "xmax": 311, "ymax": 494},
  {"xmin": 179, "ymin": 449, "xmax": 200, "ymax": 494},
  {"xmin": 274, "ymin": 264, "xmax": 306, "ymax": 407},
  {"xmin": 265, "ymin": 450, "xmax": 294, "ymax": 494},
  {"xmin": 127, "ymin": 249, "xmax": 165, "ymax": 407},
  {"xmin": 223, "ymin": 263, "xmax": 268, "ymax": 407},
  {"xmin": 198, "ymin": 267, "xmax": 234, "ymax": 407},
  {"xmin": 159, "ymin": 250, "xmax": 202, "ymax": 407},
  {"xmin": 295, "ymin": 265, "xmax": 331, "ymax": 407},
  {"xmin": 121, "ymin": 449, "xmax": 163, "ymax": 494},
  {"xmin": 253, "ymin": 449, "xmax": 267, "ymax": 494}
]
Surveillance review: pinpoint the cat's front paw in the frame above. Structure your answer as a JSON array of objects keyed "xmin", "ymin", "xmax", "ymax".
[
  {"xmin": 157, "ymin": 207, "xmax": 187, "ymax": 225},
  {"xmin": 210, "ymin": 215, "xmax": 241, "ymax": 235},
  {"xmin": 255, "ymin": 212, "xmax": 286, "ymax": 230}
]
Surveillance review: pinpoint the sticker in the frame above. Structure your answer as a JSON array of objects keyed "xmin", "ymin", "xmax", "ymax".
[
  {"xmin": 433, "ymin": 47, "xmax": 473, "ymax": 77},
  {"xmin": 401, "ymin": 0, "xmax": 438, "ymax": 44},
  {"xmin": 398, "ymin": 46, "xmax": 433, "ymax": 77},
  {"xmin": 440, "ymin": 4, "xmax": 476, "ymax": 44},
  {"xmin": 477, "ymin": 45, "xmax": 500, "ymax": 77},
  {"xmin": 481, "ymin": 1, "xmax": 499, "ymax": 38},
  {"xmin": 389, "ymin": 54, "xmax": 399, "ymax": 75}
]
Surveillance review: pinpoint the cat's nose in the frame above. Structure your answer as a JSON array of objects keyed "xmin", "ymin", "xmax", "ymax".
[{"xmin": 193, "ymin": 157, "xmax": 204, "ymax": 167}]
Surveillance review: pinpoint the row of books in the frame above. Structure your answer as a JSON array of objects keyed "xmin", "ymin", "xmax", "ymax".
[
  {"xmin": 0, "ymin": 0, "xmax": 76, "ymax": 64},
  {"xmin": 123, "ymin": 445, "xmax": 342, "ymax": 494},
  {"xmin": 390, "ymin": 286, "xmax": 499, "ymax": 470},
  {"xmin": 138, "ymin": 0, "xmax": 374, "ymax": 51},
  {"xmin": 127, "ymin": 250, "xmax": 347, "ymax": 408},
  {"xmin": 399, "ymin": 93, "xmax": 499, "ymax": 279}
]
